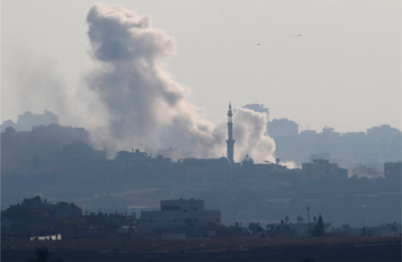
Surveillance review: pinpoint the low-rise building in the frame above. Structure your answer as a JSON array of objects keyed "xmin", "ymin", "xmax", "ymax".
[
  {"xmin": 182, "ymin": 156, "xmax": 298, "ymax": 191},
  {"xmin": 302, "ymin": 159, "xmax": 348, "ymax": 180},
  {"xmin": 140, "ymin": 199, "xmax": 221, "ymax": 231}
]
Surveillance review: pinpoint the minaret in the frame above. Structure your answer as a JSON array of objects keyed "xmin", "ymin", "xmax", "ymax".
[{"xmin": 226, "ymin": 103, "xmax": 235, "ymax": 164}]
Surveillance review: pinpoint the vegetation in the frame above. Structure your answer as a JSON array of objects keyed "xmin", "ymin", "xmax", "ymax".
[
  {"xmin": 27, "ymin": 247, "xmax": 61, "ymax": 262},
  {"xmin": 2, "ymin": 237, "xmax": 398, "ymax": 254},
  {"xmin": 54, "ymin": 218, "xmax": 86, "ymax": 232},
  {"xmin": 313, "ymin": 215, "xmax": 325, "ymax": 237},
  {"xmin": 1, "ymin": 237, "xmax": 397, "ymax": 262}
]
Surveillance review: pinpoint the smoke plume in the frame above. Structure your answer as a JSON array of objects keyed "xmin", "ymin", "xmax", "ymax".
[{"xmin": 86, "ymin": 3, "xmax": 275, "ymax": 162}]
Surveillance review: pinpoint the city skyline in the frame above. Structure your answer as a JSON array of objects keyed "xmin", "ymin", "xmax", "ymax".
[
  {"xmin": 2, "ymin": 1, "xmax": 400, "ymax": 134},
  {"xmin": 3, "ymin": 105, "xmax": 401, "ymax": 135},
  {"xmin": 1, "ymin": 2, "xmax": 401, "ymax": 260}
]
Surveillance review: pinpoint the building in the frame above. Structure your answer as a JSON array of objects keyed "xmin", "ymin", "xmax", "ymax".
[
  {"xmin": 1, "ymin": 110, "xmax": 59, "ymax": 132},
  {"xmin": 115, "ymin": 149, "xmax": 172, "ymax": 168},
  {"xmin": 367, "ymin": 125, "xmax": 401, "ymax": 141},
  {"xmin": 182, "ymin": 155, "xmax": 298, "ymax": 191},
  {"xmin": 59, "ymin": 141, "xmax": 106, "ymax": 160},
  {"xmin": 341, "ymin": 132, "xmax": 366, "ymax": 141},
  {"xmin": 301, "ymin": 159, "xmax": 348, "ymax": 180},
  {"xmin": 321, "ymin": 127, "xmax": 340, "ymax": 140},
  {"xmin": 310, "ymin": 153, "xmax": 331, "ymax": 162},
  {"xmin": 140, "ymin": 199, "xmax": 221, "ymax": 231},
  {"xmin": 1, "ymin": 124, "xmax": 91, "ymax": 175},
  {"xmin": 269, "ymin": 118, "xmax": 299, "ymax": 138}
]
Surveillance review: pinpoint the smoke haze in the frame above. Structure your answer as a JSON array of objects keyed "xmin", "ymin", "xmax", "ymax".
[
  {"xmin": 85, "ymin": 3, "xmax": 275, "ymax": 162},
  {"xmin": 1, "ymin": 48, "xmax": 68, "ymax": 122},
  {"xmin": 1, "ymin": 3, "xmax": 276, "ymax": 163}
]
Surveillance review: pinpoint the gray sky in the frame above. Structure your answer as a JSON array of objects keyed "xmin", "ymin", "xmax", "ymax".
[{"xmin": 2, "ymin": 0, "xmax": 401, "ymax": 133}]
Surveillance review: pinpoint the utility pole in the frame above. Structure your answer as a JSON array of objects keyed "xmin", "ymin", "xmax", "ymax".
[{"xmin": 307, "ymin": 207, "xmax": 311, "ymax": 237}]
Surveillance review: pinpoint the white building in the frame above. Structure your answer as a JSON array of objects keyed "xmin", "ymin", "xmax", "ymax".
[{"xmin": 140, "ymin": 199, "xmax": 221, "ymax": 231}]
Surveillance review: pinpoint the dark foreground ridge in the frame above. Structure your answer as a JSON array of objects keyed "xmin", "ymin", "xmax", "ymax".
[{"xmin": 2, "ymin": 237, "xmax": 401, "ymax": 262}]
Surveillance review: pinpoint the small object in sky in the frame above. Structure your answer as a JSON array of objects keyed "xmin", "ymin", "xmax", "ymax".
[
  {"xmin": 257, "ymin": 43, "xmax": 261, "ymax": 45},
  {"xmin": 289, "ymin": 34, "xmax": 302, "ymax": 37}
]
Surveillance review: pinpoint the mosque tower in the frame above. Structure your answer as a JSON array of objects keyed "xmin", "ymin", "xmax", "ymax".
[{"xmin": 226, "ymin": 103, "xmax": 235, "ymax": 164}]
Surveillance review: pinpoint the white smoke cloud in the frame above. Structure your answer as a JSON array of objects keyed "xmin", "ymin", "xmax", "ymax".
[
  {"xmin": 233, "ymin": 108, "xmax": 275, "ymax": 162},
  {"xmin": 85, "ymin": 3, "xmax": 276, "ymax": 162},
  {"xmin": 279, "ymin": 161, "xmax": 301, "ymax": 169}
]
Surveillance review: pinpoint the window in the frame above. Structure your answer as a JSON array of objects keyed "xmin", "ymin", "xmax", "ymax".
[{"xmin": 193, "ymin": 208, "xmax": 198, "ymax": 211}]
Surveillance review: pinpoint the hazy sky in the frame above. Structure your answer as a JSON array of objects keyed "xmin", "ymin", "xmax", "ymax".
[{"xmin": 2, "ymin": 0, "xmax": 401, "ymax": 133}]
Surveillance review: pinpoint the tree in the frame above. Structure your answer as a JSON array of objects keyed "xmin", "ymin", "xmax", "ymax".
[
  {"xmin": 53, "ymin": 218, "xmax": 69, "ymax": 231},
  {"xmin": 313, "ymin": 214, "xmax": 325, "ymax": 237},
  {"xmin": 361, "ymin": 227, "xmax": 367, "ymax": 236},
  {"xmin": 70, "ymin": 218, "xmax": 86, "ymax": 232},
  {"xmin": 390, "ymin": 222, "xmax": 397, "ymax": 232},
  {"xmin": 28, "ymin": 247, "xmax": 62, "ymax": 262}
]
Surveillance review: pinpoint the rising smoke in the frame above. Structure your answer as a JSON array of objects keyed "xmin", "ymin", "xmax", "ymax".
[
  {"xmin": 1, "ymin": 48, "xmax": 69, "ymax": 124},
  {"xmin": 85, "ymin": 3, "xmax": 275, "ymax": 162}
]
